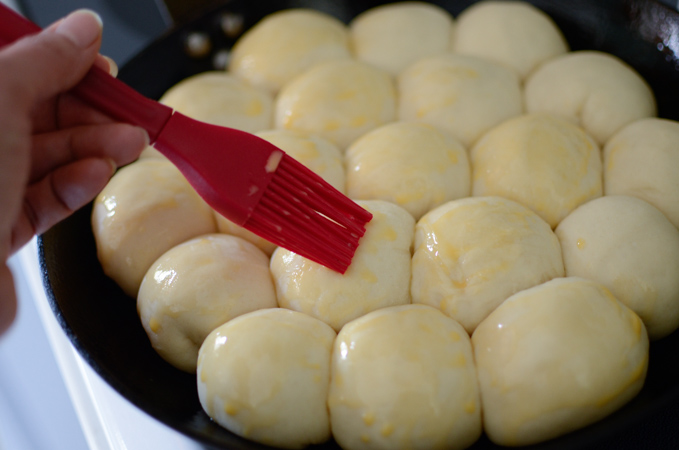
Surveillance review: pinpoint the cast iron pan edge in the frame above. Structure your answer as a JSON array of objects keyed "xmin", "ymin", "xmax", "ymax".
[{"xmin": 39, "ymin": 0, "xmax": 679, "ymax": 449}]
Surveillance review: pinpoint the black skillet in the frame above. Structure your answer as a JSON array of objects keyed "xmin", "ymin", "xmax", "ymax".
[{"xmin": 39, "ymin": 0, "xmax": 679, "ymax": 449}]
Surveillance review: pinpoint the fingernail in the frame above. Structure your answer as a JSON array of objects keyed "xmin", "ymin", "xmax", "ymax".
[
  {"xmin": 102, "ymin": 55, "xmax": 118, "ymax": 77},
  {"xmin": 104, "ymin": 157, "xmax": 117, "ymax": 175},
  {"xmin": 54, "ymin": 10, "xmax": 103, "ymax": 48},
  {"xmin": 139, "ymin": 128, "xmax": 150, "ymax": 148}
]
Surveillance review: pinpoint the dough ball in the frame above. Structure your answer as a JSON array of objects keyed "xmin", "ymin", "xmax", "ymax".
[
  {"xmin": 472, "ymin": 277, "xmax": 649, "ymax": 446},
  {"xmin": 159, "ymin": 71, "xmax": 273, "ymax": 133},
  {"xmin": 213, "ymin": 129, "xmax": 346, "ymax": 255},
  {"xmin": 555, "ymin": 195, "xmax": 679, "ymax": 340},
  {"xmin": 197, "ymin": 308, "xmax": 336, "ymax": 448},
  {"xmin": 345, "ymin": 122, "xmax": 470, "ymax": 220},
  {"xmin": 349, "ymin": 2, "xmax": 454, "ymax": 75},
  {"xmin": 412, "ymin": 196, "xmax": 564, "ymax": 334},
  {"xmin": 398, "ymin": 54, "xmax": 522, "ymax": 148},
  {"xmin": 524, "ymin": 51, "xmax": 657, "ymax": 144},
  {"xmin": 329, "ymin": 304, "xmax": 481, "ymax": 450},
  {"xmin": 603, "ymin": 118, "xmax": 679, "ymax": 228},
  {"xmin": 270, "ymin": 200, "xmax": 415, "ymax": 331},
  {"xmin": 92, "ymin": 159, "xmax": 216, "ymax": 297},
  {"xmin": 471, "ymin": 113, "xmax": 602, "ymax": 228},
  {"xmin": 212, "ymin": 217, "xmax": 277, "ymax": 257},
  {"xmin": 453, "ymin": 1, "xmax": 568, "ymax": 79},
  {"xmin": 275, "ymin": 60, "xmax": 396, "ymax": 150},
  {"xmin": 137, "ymin": 234, "xmax": 277, "ymax": 373},
  {"xmin": 139, "ymin": 145, "xmax": 165, "ymax": 160},
  {"xmin": 228, "ymin": 9, "xmax": 351, "ymax": 94}
]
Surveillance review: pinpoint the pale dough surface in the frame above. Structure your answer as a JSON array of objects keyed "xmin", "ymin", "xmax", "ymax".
[
  {"xmin": 472, "ymin": 277, "xmax": 648, "ymax": 447},
  {"xmin": 524, "ymin": 51, "xmax": 656, "ymax": 144},
  {"xmin": 228, "ymin": 9, "xmax": 351, "ymax": 94},
  {"xmin": 411, "ymin": 196, "xmax": 564, "ymax": 334},
  {"xmin": 159, "ymin": 71, "xmax": 273, "ymax": 133},
  {"xmin": 137, "ymin": 234, "xmax": 277, "ymax": 373},
  {"xmin": 453, "ymin": 1, "xmax": 568, "ymax": 79},
  {"xmin": 603, "ymin": 118, "xmax": 679, "ymax": 228},
  {"xmin": 138, "ymin": 145, "xmax": 165, "ymax": 160},
  {"xmin": 91, "ymin": 159, "xmax": 216, "ymax": 297},
  {"xmin": 197, "ymin": 308, "xmax": 336, "ymax": 449},
  {"xmin": 329, "ymin": 304, "xmax": 481, "ymax": 450},
  {"xmin": 275, "ymin": 60, "xmax": 396, "ymax": 150},
  {"xmin": 349, "ymin": 2, "xmax": 454, "ymax": 75},
  {"xmin": 212, "ymin": 217, "xmax": 277, "ymax": 257},
  {"xmin": 471, "ymin": 113, "xmax": 602, "ymax": 228},
  {"xmin": 398, "ymin": 53, "xmax": 522, "ymax": 148},
  {"xmin": 345, "ymin": 122, "xmax": 470, "ymax": 220},
  {"xmin": 270, "ymin": 200, "xmax": 415, "ymax": 331},
  {"xmin": 555, "ymin": 195, "xmax": 679, "ymax": 340}
]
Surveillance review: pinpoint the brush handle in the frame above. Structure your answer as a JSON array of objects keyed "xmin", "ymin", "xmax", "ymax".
[{"xmin": 0, "ymin": 3, "xmax": 173, "ymax": 142}]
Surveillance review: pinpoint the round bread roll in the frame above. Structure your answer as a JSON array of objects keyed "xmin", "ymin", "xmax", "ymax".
[
  {"xmin": 329, "ymin": 304, "xmax": 481, "ymax": 450},
  {"xmin": 270, "ymin": 200, "xmax": 414, "ymax": 331},
  {"xmin": 524, "ymin": 50, "xmax": 657, "ymax": 144},
  {"xmin": 471, "ymin": 113, "xmax": 602, "ymax": 228},
  {"xmin": 349, "ymin": 2, "xmax": 455, "ymax": 75},
  {"xmin": 197, "ymin": 308, "xmax": 336, "ymax": 449},
  {"xmin": 398, "ymin": 54, "xmax": 522, "ymax": 148},
  {"xmin": 213, "ymin": 129, "xmax": 346, "ymax": 255},
  {"xmin": 159, "ymin": 71, "xmax": 273, "ymax": 133},
  {"xmin": 411, "ymin": 196, "xmax": 564, "ymax": 334},
  {"xmin": 212, "ymin": 217, "xmax": 277, "ymax": 257},
  {"xmin": 138, "ymin": 145, "xmax": 165, "ymax": 160},
  {"xmin": 137, "ymin": 234, "xmax": 277, "ymax": 373},
  {"xmin": 603, "ymin": 118, "xmax": 679, "ymax": 228},
  {"xmin": 555, "ymin": 195, "xmax": 679, "ymax": 340},
  {"xmin": 345, "ymin": 122, "xmax": 470, "ymax": 220},
  {"xmin": 228, "ymin": 9, "xmax": 351, "ymax": 94},
  {"xmin": 472, "ymin": 277, "xmax": 649, "ymax": 446},
  {"xmin": 275, "ymin": 60, "xmax": 396, "ymax": 150},
  {"xmin": 92, "ymin": 159, "xmax": 216, "ymax": 297},
  {"xmin": 453, "ymin": 1, "xmax": 568, "ymax": 80}
]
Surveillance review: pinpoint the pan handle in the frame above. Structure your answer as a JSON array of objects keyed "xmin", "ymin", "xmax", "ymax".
[{"xmin": 0, "ymin": 3, "xmax": 173, "ymax": 142}]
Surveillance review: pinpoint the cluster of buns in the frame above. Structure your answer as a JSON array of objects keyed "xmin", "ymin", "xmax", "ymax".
[{"xmin": 90, "ymin": 2, "xmax": 679, "ymax": 449}]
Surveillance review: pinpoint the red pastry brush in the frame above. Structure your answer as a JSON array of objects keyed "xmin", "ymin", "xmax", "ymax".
[{"xmin": 0, "ymin": 4, "xmax": 371, "ymax": 273}]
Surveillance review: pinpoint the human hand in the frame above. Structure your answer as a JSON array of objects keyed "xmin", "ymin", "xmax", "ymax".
[{"xmin": 0, "ymin": 10, "xmax": 149, "ymax": 335}]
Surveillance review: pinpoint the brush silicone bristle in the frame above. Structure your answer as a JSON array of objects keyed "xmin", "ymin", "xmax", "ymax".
[
  {"xmin": 245, "ymin": 154, "xmax": 372, "ymax": 273},
  {"xmin": 150, "ymin": 112, "xmax": 371, "ymax": 274}
]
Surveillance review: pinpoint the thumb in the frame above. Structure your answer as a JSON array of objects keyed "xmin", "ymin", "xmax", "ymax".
[{"xmin": 0, "ymin": 9, "xmax": 103, "ymax": 112}]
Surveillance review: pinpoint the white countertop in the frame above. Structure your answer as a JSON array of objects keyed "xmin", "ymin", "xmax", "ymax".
[
  {"xmin": 0, "ymin": 247, "xmax": 88, "ymax": 450},
  {"xmin": 2, "ymin": 240, "xmax": 205, "ymax": 450}
]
